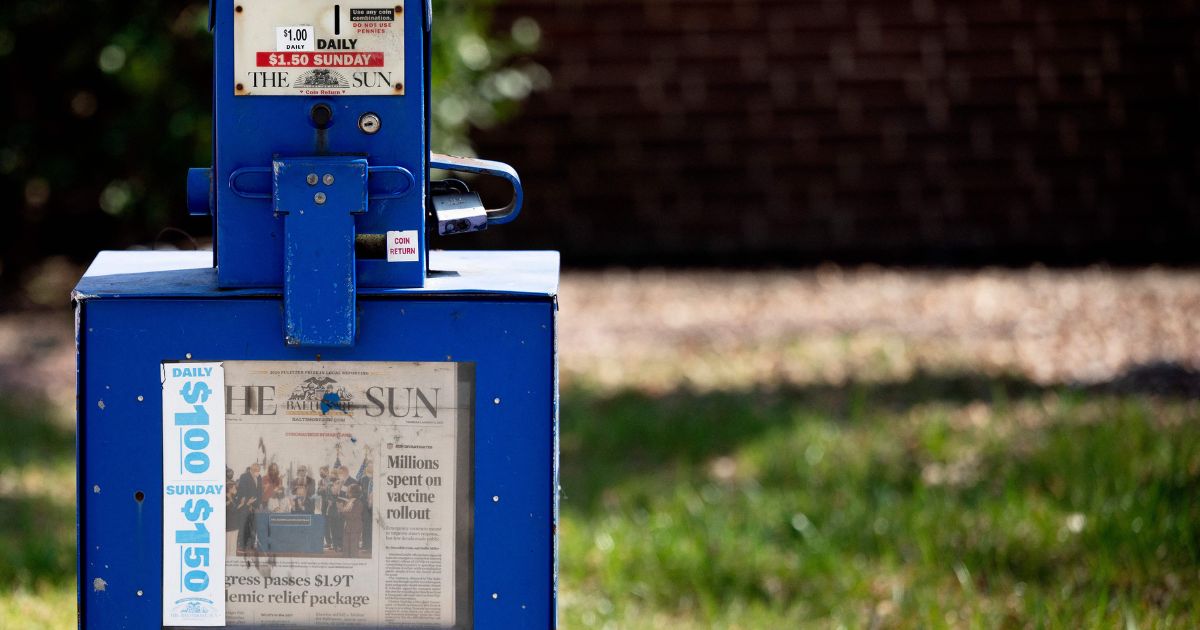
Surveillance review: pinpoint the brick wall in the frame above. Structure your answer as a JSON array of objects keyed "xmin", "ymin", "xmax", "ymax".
[{"xmin": 461, "ymin": 0, "xmax": 1200, "ymax": 265}]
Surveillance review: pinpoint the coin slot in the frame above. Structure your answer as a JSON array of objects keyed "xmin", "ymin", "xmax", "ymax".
[{"xmin": 310, "ymin": 103, "xmax": 334, "ymax": 129}]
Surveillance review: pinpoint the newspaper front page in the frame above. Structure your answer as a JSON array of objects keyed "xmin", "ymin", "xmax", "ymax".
[{"xmin": 221, "ymin": 361, "xmax": 472, "ymax": 627}]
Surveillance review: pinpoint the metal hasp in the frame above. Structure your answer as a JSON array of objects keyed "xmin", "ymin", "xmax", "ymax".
[
  {"xmin": 274, "ymin": 157, "xmax": 368, "ymax": 347},
  {"xmin": 431, "ymin": 153, "xmax": 525, "ymax": 228}
]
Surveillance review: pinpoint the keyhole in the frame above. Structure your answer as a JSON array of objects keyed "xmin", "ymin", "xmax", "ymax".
[{"xmin": 358, "ymin": 112, "xmax": 382, "ymax": 135}]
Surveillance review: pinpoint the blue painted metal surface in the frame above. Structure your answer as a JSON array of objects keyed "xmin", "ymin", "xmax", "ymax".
[
  {"xmin": 76, "ymin": 251, "xmax": 561, "ymax": 300},
  {"xmin": 225, "ymin": 165, "xmax": 415, "ymax": 201},
  {"xmin": 186, "ymin": 168, "xmax": 213, "ymax": 217},
  {"xmin": 74, "ymin": 252, "xmax": 560, "ymax": 628},
  {"xmin": 83, "ymin": 3, "xmax": 557, "ymax": 626},
  {"xmin": 208, "ymin": 0, "xmax": 430, "ymax": 290},
  {"xmin": 274, "ymin": 156, "xmax": 367, "ymax": 347},
  {"xmin": 191, "ymin": 0, "xmax": 530, "ymax": 299}
]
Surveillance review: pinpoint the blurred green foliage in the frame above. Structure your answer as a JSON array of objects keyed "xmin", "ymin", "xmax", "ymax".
[
  {"xmin": 430, "ymin": 2, "xmax": 547, "ymax": 156},
  {"xmin": 0, "ymin": 0, "xmax": 542, "ymax": 294}
]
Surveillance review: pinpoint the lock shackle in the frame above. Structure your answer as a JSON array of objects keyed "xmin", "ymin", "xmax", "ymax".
[{"xmin": 430, "ymin": 153, "xmax": 524, "ymax": 225}]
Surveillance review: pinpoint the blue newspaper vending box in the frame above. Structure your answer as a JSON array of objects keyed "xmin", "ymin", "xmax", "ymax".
[{"xmin": 73, "ymin": 1, "xmax": 558, "ymax": 628}]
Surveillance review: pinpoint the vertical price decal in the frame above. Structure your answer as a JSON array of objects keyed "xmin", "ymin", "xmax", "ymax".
[{"xmin": 162, "ymin": 362, "xmax": 226, "ymax": 626}]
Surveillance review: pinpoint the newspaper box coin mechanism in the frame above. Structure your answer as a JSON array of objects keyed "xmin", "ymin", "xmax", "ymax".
[{"xmin": 72, "ymin": 1, "xmax": 559, "ymax": 627}]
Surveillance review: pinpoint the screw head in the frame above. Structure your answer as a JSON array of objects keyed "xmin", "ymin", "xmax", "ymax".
[
  {"xmin": 323, "ymin": 173, "xmax": 335, "ymax": 186},
  {"xmin": 358, "ymin": 112, "xmax": 382, "ymax": 135},
  {"xmin": 306, "ymin": 173, "xmax": 318, "ymax": 186},
  {"xmin": 314, "ymin": 192, "xmax": 327, "ymax": 205}
]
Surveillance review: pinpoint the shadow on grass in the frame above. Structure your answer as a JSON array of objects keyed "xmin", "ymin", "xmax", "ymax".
[
  {"xmin": 561, "ymin": 365, "xmax": 1200, "ymax": 512},
  {"xmin": 0, "ymin": 395, "xmax": 76, "ymax": 589},
  {"xmin": 561, "ymin": 370, "xmax": 1051, "ymax": 513},
  {"xmin": 558, "ymin": 365, "xmax": 1200, "ymax": 621}
]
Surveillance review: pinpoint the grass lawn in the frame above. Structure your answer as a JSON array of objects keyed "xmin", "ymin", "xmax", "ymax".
[
  {"xmin": 2, "ymin": 376, "xmax": 1198, "ymax": 628},
  {"xmin": 0, "ymin": 398, "xmax": 76, "ymax": 629},
  {"xmin": 558, "ymin": 375, "xmax": 1200, "ymax": 628}
]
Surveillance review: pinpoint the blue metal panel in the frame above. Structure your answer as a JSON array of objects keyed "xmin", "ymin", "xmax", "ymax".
[
  {"xmin": 274, "ymin": 156, "xmax": 367, "ymax": 346},
  {"xmin": 186, "ymin": 168, "xmax": 213, "ymax": 217},
  {"xmin": 74, "ymin": 251, "xmax": 561, "ymax": 300},
  {"xmin": 78, "ymin": 293, "xmax": 557, "ymax": 628},
  {"xmin": 211, "ymin": 0, "xmax": 428, "ymax": 289}
]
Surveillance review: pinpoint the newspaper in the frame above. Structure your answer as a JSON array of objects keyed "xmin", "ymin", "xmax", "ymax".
[{"xmin": 221, "ymin": 361, "xmax": 472, "ymax": 627}]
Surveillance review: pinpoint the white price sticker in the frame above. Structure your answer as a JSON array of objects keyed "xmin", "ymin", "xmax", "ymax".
[
  {"xmin": 276, "ymin": 25, "xmax": 315, "ymax": 51},
  {"xmin": 236, "ymin": 0, "xmax": 405, "ymax": 96},
  {"xmin": 162, "ymin": 362, "xmax": 226, "ymax": 626}
]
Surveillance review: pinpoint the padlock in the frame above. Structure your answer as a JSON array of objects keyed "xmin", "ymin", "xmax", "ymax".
[{"xmin": 434, "ymin": 191, "xmax": 489, "ymax": 235}]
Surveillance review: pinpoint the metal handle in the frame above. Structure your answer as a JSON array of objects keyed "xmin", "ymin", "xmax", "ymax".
[
  {"xmin": 430, "ymin": 153, "xmax": 524, "ymax": 226},
  {"xmin": 229, "ymin": 166, "xmax": 415, "ymax": 201}
]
